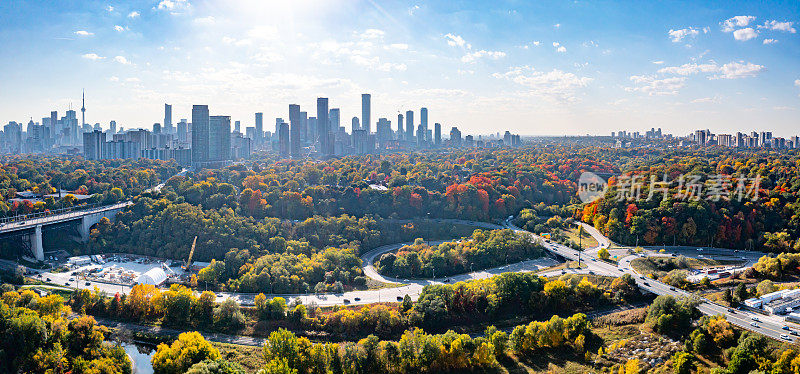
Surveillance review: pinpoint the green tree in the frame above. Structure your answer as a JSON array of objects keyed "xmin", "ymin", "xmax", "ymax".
[{"xmin": 152, "ymin": 331, "xmax": 220, "ymax": 374}]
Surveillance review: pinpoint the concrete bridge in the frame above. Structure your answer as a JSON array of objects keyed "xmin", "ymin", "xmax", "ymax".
[{"xmin": 0, "ymin": 202, "xmax": 130, "ymax": 261}]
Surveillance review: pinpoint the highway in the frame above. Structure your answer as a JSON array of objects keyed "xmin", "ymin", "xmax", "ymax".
[{"xmin": 502, "ymin": 218, "xmax": 795, "ymax": 343}]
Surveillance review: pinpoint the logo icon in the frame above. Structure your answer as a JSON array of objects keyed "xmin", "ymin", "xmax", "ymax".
[{"xmin": 578, "ymin": 172, "xmax": 608, "ymax": 203}]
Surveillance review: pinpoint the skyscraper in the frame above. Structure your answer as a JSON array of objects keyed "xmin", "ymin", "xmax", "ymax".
[
  {"xmin": 316, "ymin": 98, "xmax": 330, "ymax": 155},
  {"xmin": 289, "ymin": 104, "xmax": 301, "ymax": 158},
  {"xmin": 255, "ymin": 112, "xmax": 263, "ymax": 147},
  {"xmin": 299, "ymin": 111, "xmax": 308, "ymax": 143},
  {"xmin": 420, "ymin": 107, "xmax": 428, "ymax": 140},
  {"xmin": 434, "ymin": 123, "xmax": 441, "ymax": 146},
  {"xmin": 83, "ymin": 130, "xmax": 105, "ymax": 160},
  {"xmin": 209, "ymin": 115, "xmax": 231, "ymax": 161},
  {"xmin": 191, "ymin": 105, "xmax": 210, "ymax": 164},
  {"xmin": 397, "ymin": 113, "xmax": 403, "ymax": 139},
  {"xmin": 279, "ymin": 121, "xmax": 290, "ymax": 157},
  {"xmin": 361, "ymin": 94, "xmax": 371, "ymax": 134},
  {"xmin": 329, "ymin": 108, "xmax": 340, "ymax": 134},
  {"xmin": 164, "ymin": 103, "xmax": 173, "ymax": 133},
  {"xmin": 177, "ymin": 119, "xmax": 188, "ymax": 142},
  {"xmin": 351, "ymin": 117, "xmax": 360, "ymax": 133},
  {"xmin": 109, "ymin": 120, "xmax": 117, "ymax": 135},
  {"xmin": 405, "ymin": 110, "xmax": 414, "ymax": 141}
]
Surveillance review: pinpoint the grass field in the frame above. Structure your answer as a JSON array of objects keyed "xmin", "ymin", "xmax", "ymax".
[{"xmin": 561, "ymin": 226, "xmax": 599, "ymax": 249}]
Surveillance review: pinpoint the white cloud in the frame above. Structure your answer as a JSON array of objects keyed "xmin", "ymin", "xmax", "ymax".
[
  {"xmin": 554, "ymin": 23, "xmax": 561, "ymax": 28},
  {"xmin": 81, "ymin": 53, "xmax": 105, "ymax": 60},
  {"xmin": 360, "ymin": 29, "xmax": 385, "ymax": 39},
  {"xmin": 658, "ymin": 62, "xmax": 718, "ymax": 75},
  {"xmin": 691, "ymin": 96, "xmax": 720, "ymax": 104},
  {"xmin": 626, "ymin": 75, "xmax": 686, "ymax": 95},
  {"xmin": 461, "ymin": 50, "xmax": 506, "ymax": 63},
  {"xmin": 388, "ymin": 43, "xmax": 409, "ymax": 50},
  {"xmin": 157, "ymin": 0, "xmax": 190, "ymax": 11},
  {"xmin": 106, "ymin": 5, "xmax": 114, "ymax": 12},
  {"xmin": 710, "ymin": 61, "xmax": 764, "ymax": 79},
  {"xmin": 74, "ymin": 30, "xmax": 93, "ymax": 36},
  {"xmin": 193, "ymin": 16, "xmax": 216, "ymax": 25},
  {"xmin": 444, "ymin": 33, "xmax": 467, "ymax": 48},
  {"xmin": 763, "ymin": 38, "xmax": 778, "ymax": 44},
  {"xmin": 733, "ymin": 27, "xmax": 758, "ymax": 41},
  {"xmin": 408, "ymin": 5, "xmax": 420, "ymax": 15},
  {"xmin": 795, "ymin": 79, "xmax": 800, "ymax": 88},
  {"xmin": 758, "ymin": 20, "xmax": 796, "ymax": 33},
  {"xmin": 350, "ymin": 55, "xmax": 407, "ymax": 72},
  {"xmin": 125, "ymin": 77, "xmax": 141, "ymax": 82},
  {"xmin": 108, "ymin": 76, "xmax": 119, "ymax": 82},
  {"xmin": 114, "ymin": 56, "xmax": 131, "ymax": 65},
  {"xmin": 556, "ymin": 46, "xmax": 566, "ymax": 53},
  {"xmin": 493, "ymin": 65, "xmax": 593, "ymax": 102},
  {"xmin": 114, "ymin": 25, "xmax": 124, "ymax": 32},
  {"xmin": 532, "ymin": 41, "xmax": 541, "ymax": 46},
  {"xmin": 652, "ymin": 60, "xmax": 664, "ymax": 65},
  {"xmin": 128, "ymin": 11, "xmax": 140, "ymax": 18},
  {"xmin": 246, "ymin": 26, "xmax": 277, "ymax": 40},
  {"xmin": 668, "ymin": 27, "xmax": 700, "ymax": 42},
  {"xmin": 721, "ymin": 16, "xmax": 756, "ymax": 32},
  {"xmin": 656, "ymin": 61, "xmax": 764, "ymax": 80},
  {"xmin": 457, "ymin": 69, "xmax": 475, "ymax": 75}
]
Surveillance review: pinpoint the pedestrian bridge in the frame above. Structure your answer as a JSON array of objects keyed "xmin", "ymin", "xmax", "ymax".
[{"xmin": 0, "ymin": 202, "xmax": 130, "ymax": 261}]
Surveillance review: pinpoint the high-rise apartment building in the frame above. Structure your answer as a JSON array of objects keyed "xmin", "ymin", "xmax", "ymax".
[
  {"xmin": 316, "ymin": 98, "xmax": 330, "ymax": 155},
  {"xmin": 289, "ymin": 104, "xmax": 301, "ymax": 158},
  {"xmin": 434, "ymin": 123, "xmax": 441, "ymax": 146},
  {"xmin": 209, "ymin": 115, "xmax": 231, "ymax": 162},
  {"xmin": 420, "ymin": 107, "xmax": 428, "ymax": 140},
  {"xmin": 405, "ymin": 110, "xmax": 414, "ymax": 141},
  {"xmin": 191, "ymin": 105, "xmax": 210, "ymax": 164},
  {"xmin": 164, "ymin": 103, "xmax": 173, "ymax": 133},
  {"xmin": 255, "ymin": 112, "xmax": 263, "ymax": 147},
  {"xmin": 361, "ymin": 94, "xmax": 371, "ymax": 134}
]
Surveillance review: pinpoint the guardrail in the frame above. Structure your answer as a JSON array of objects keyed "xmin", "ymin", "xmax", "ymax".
[{"xmin": 0, "ymin": 202, "xmax": 128, "ymax": 226}]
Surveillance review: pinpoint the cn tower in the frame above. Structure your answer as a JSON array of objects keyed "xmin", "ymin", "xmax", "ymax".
[{"xmin": 81, "ymin": 89, "xmax": 86, "ymax": 126}]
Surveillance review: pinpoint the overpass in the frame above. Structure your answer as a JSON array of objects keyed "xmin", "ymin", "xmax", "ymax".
[
  {"xmin": 0, "ymin": 202, "xmax": 131, "ymax": 261},
  {"xmin": 0, "ymin": 168, "xmax": 187, "ymax": 261}
]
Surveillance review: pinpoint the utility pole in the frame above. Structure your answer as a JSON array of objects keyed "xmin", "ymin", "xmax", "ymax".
[{"xmin": 578, "ymin": 224, "xmax": 583, "ymax": 267}]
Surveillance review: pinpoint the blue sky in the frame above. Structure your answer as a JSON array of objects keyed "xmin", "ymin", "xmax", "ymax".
[{"xmin": 1, "ymin": 0, "xmax": 798, "ymax": 136}]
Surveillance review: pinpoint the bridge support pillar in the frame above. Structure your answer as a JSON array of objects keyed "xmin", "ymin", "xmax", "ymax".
[
  {"xmin": 79, "ymin": 215, "xmax": 91, "ymax": 242},
  {"xmin": 32, "ymin": 225, "xmax": 44, "ymax": 261}
]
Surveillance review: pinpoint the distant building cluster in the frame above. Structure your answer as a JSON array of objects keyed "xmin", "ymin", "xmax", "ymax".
[
  {"xmin": 271, "ymin": 94, "xmax": 522, "ymax": 159},
  {"xmin": 687, "ymin": 130, "xmax": 800, "ymax": 149},
  {"xmin": 1, "ymin": 92, "xmax": 524, "ymax": 167}
]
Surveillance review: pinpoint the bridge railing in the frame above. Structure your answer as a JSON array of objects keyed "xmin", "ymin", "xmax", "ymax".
[{"xmin": 0, "ymin": 202, "xmax": 119, "ymax": 226}]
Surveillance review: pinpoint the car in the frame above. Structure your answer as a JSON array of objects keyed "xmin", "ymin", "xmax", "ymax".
[
  {"xmin": 781, "ymin": 334, "xmax": 791, "ymax": 340},
  {"xmin": 69, "ymin": 278, "xmax": 74, "ymax": 281},
  {"xmin": 561, "ymin": 270, "xmax": 566, "ymax": 274},
  {"xmin": 397, "ymin": 296, "xmax": 404, "ymax": 301},
  {"xmin": 642, "ymin": 282, "xmax": 650, "ymax": 286},
  {"xmin": 791, "ymin": 331, "xmax": 799, "ymax": 336},
  {"xmin": 783, "ymin": 326, "xmax": 791, "ymax": 330},
  {"xmin": 751, "ymin": 316, "xmax": 760, "ymax": 322},
  {"xmin": 64, "ymin": 282, "xmax": 70, "ymax": 286},
  {"xmin": 750, "ymin": 322, "xmax": 759, "ymax": 327},
  {"xmin": 354, "ymin": 297, "xmax": 361, "ymax": 302},
  {"xmin": 443, "ymin": 278, "xmax": 450, "ymax": 283},
  {"xmin": 669, "ymin": 287, "xmax": 676, "ymax": 291},
  {"xmin": 36, "ymin": 274, "xmax": 42, "ymax": 278},
  {"xmin": 85, "ymin": 282, "xmax": 91, "ymax": 286},
  {"xmin": 46, "ymin": 277, "xmax": 51, "ymax": 282},
  {"xmin": 588, "ymin": 270, "xmax": 595, "ymax": 275},
  {"xmin": 17, "ymin": 221, "xmax": 26, "ymax": 225},
  {"xmin": 727, "ymin": 308, "xmax": 735, "ymax": 313},
  {"xmin": 343, "ymin": 299, "xmax": 350, "ymax": 304}
]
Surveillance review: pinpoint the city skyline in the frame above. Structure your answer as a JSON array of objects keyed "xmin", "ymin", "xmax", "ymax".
[{"xmin": 1, "ymin": 1, "xmax": 799, "ymax": 136}]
